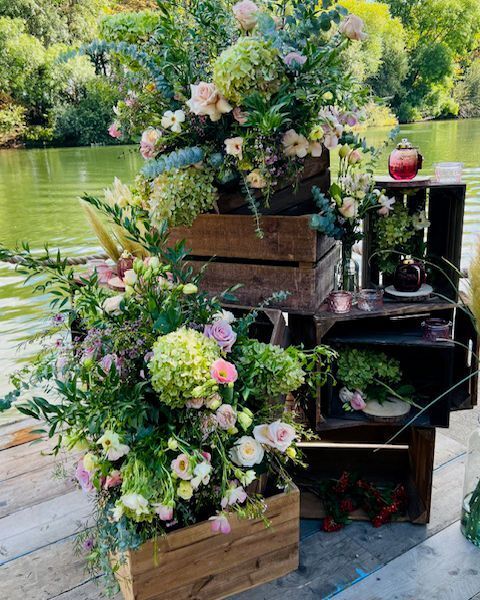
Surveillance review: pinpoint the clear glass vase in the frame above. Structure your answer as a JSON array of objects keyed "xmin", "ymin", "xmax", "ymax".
[
  {"xmin": 461, "ymin": 418, "xmax": 480, "ymax": 547},
  {"xmin": 335, "ymin": 244, "xmax": 359, "ymax": 293}
]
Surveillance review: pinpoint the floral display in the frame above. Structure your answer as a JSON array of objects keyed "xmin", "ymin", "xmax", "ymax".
[
  {"xmin": 88, "ymin": 0, "xmax": 374, "ymax": 230},
  {"xmin": 0, "ymin": 239, "xmax": 334, "ymax": 595}
]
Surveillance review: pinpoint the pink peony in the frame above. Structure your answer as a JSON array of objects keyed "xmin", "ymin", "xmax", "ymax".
[
  {"xmin": 339, "ymin": 14, "xmax": 367, "ymax": 41},
  {"xmin": 104, "ymin": 470, "xmax": 122, "ymax": 489},
  {"xmin": 232, "ymin": 0, "xmax": 259, "ymax": 31},
  {"xmin": 155, "ymin": 503, "xmax": 174, "ymax": 521},
  {"xmin": 215, "ymin": 404, "xmax": 237, "ymax": 430},
  {"xmin": 350, "ymin": 391, "xmax": 366, "ymax": 411},
  {"xmin": 186, "ymin": 82, "xmax": 232, "ymax": 122},
  {"xmin": 204, "ymin": 320, "xmax": 237, "ymax": 352},
  {"xmin": 210, "ymin": 358, "xmax": 238, "ymax": 384},
  {"xmin": 75, "ymin": 457, "xmax": 94, "ymax": 493},
  {"xmin": 283, "ymin": 51, "xmax": 307, "ymax": 67},
  {"xmin": 171, "ymin": 453, "xmax": 192, "ymax": 480},
  {"xmin": 210, "ymin": 513, "xmax": 231, "ymax": 534},
  {"xmin": 253, "ymin": 421, "xmax": 296, "ymax": 452},
  {"xmin": 108, "ymin": 121, "xmax": 122, "ymax": 139}
]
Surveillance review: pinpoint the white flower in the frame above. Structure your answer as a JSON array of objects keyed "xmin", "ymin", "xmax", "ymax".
[
  {"xmin": 191, "ymin": 461, "xmax": 212, "ymax": 489},
  {"xmin": 97, "ymin": 430, "xmax": 130, "ymax": 461},
  {"xmin": 412, "ymin": 210, "xmax": 430, "ymax": 230},
  {"xmin": 213, "ymin": 309, "xmax": 236, "ymax": 324},
  {"xmin": 112, "ymin": 503, "xmax": 124, "ymax": 522},
  {"xmin": 246, "ymin": 168, "xmax": 267, "ymax": 189},
  {"xmin": 239, "ymin": 469, "xmax": 257, "ymax": 487},
  {"xmin": 161, "ymin": 109, "xmax": 186, "ymax": 133},
  {"xmin": 121, "ymin": 493, "xmax": 150, "ymax": 517},
  {"xmin": 104, "ymin": 177, "xmax": 133, "ymax": 208},
  {"xmin": 282, "ymin": 129, "xmax": 309, "ymax": 158},
  {"xmin": 230, "ymin": 435, "xmax": 265, "ymax": 467},
  {"xmin": 377, "ymin": 193, "xmax": 396, "ymax": 216},
  {"xmin": 102, "ymin": 295, "xmax": 124, "ymax": 315},
  {"xmin": 224, "ymin": 136, "xmax": 244, "ymax": 160},
  {"xmin": 123, "ymin": 269, "xmax": 137, "ymax": 286}
]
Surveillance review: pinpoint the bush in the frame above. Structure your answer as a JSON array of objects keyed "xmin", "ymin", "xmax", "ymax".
[
  {"xmin": 455, "ymin": 60, "xmax": 480, "ymax": 118},
  {"xmin": 99, "ymin": 10, "xmax": 161, "ymax": 44},
  {"xmin": 0, "ymin": 100, "xmax": 26, "ymax": 146},
  {"xmin": 52, "ymin": 79, "xmax": 121, "ymax": 146}
]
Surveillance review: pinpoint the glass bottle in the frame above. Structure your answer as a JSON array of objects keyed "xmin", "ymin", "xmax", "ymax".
[
  {"xmin": 461, "ymin": 416, "xmax": 480, "ymax": 547},
  {"xmin": 335, "ymin": 244, "xmax": 359, "ymax": 293},
  {"xmin": 388, "ymin": 138, "xmax": 423, "ymax": 181}
]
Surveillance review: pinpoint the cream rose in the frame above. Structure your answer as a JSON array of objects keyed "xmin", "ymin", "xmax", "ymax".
[
  {"xmin": 253, "ymin": 421, "xmax": 296, "ymax": 452},
  {"xmin": 232, "ymin": 0, "xmax": 259, "ymax": 31},
  {"xmin": 230, "ymin": 435, "xmax": 265, "ymax": 467},
  {"xmin": 338, "ymin": 197, "xmax": 358, "ymax": 219},
  {"xmin": 186, "ymin": 82, "xmax": 232, "ymax": 122},
  {"xmin": 339, "ymin": 14, "xmax": 367, "ymax": 41}
]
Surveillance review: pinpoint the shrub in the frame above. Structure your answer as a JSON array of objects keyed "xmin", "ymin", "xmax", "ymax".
[{"xmin": 0, "ymin": 100, "xmax": 26, "ymax": 146}]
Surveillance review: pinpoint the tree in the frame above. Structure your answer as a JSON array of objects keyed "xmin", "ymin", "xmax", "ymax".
[{"xmin": 455, "ymin": 59, "xmax": 480, "ymax": 117}]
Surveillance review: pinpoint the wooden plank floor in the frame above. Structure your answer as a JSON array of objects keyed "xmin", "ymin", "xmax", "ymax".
[{"xmin": 1, "ymin": 420, "xmax": 479, "ymax": 600}]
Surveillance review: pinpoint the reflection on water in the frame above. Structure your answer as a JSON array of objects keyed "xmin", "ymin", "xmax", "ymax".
[{"xmin": 0, "ymin": 121, "xmax": 479, "ymax": 405}]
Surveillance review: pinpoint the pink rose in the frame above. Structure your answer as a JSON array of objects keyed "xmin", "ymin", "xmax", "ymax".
[
  {"xmin": 338, "ymin": 197, "xmax": 358, "ymax": 219},
  {"xmin": 140, "ymin": 127, "xmax": 162, "ymax": 159},
  {"xmin": 108, "ymin": 121, "xmax": 122, "ymax": 139},
  {"xmin": 339, "ymin": 14, "xmax": 367, "ymax": 41},
  {"xmin": 215, "ymin": 404, "xmax": 237, "ymax": 430},
  {"xmin": 350, "ymin": 391, "xmax": 366, "ymax": 411},
  {"xmin": 186, "ymin": 82, "xmax": 232, "ymax": 122},
  {"xmin": 232, "ymin": 0, "xmax": 259, "ymax": 31},
  {"xmin": 253, "ymin": 421, "xmax": 296, "ymax": 452},
  {"xmin": 155, "ymin": 503, "xmax": 174, "ymax": 521},
  {"xmin": 75, "ymin": 457, "xmax": 94, "ymax": 493},
  {"xmin": 233, "ymin": 107, "xmax": 248, "ymax": 124},
  {"xmin": 104, "ymin": 470, "xmax": 122, "ymax": 489},
  {"xmin": 204, "ymin": 320, "xmax": 237, "ymax": 352},
  {"xmin": 283, "ymin": 51, "xmax": 307, "ymax": 67},
  {"xmin": 210, "ymin": 513, "xmax": 231, "ymax": 534},
  {"xmin": 186, "ymin": 397, "xmax": 204, "ymax": 409},
  {"xmin": 171, "ymin": 453, "xmax": 192, "ymax": 480},
  {"xmin": 210, "ymin": 358, "xmax": 238, "ymax": 384}
]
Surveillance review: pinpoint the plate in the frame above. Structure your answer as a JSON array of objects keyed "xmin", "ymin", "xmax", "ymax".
[{"xmin": 385, "ymin": 284, "xmax": 433, "ymax": 300}]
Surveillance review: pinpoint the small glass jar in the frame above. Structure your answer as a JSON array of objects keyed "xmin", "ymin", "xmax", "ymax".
[
  {"xmin": 422, "ymin": 318, "xmax": 452, "ymax": 342},
  {"xmin": 461, "ymin": 417, "xmax": 480, "ymax": 547},
  {"xmin": 327, "ymin": 290, "xmax": 353, "ymax": 314},
  {"xmin": 434, "ymin": 162, "xmax": 463, "ymax": 184},
  {"xmin": 357, "ymin": 288, "xmax": 384, "ymax": 312}
]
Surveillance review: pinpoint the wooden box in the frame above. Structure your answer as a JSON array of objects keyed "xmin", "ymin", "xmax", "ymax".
[
  {"xmin": 168, "ymin": 215, "xmax": 340, "ymax": 314},
  {"xmin": 113, "ymin": 485, "xmax": 299, "ymax": 600},
  {"xmin": 296, "ymin": 425, "xmax": 435, "ymax": 524}
]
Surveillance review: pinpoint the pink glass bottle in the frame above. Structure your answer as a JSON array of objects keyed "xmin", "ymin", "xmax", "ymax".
[{"xmin": 388, "ymin": 138, "xmax": 423, "ymax": 181}]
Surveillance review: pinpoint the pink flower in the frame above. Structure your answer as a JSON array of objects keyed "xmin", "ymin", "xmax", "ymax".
[
  {"xmin": 201, "ymin": 450, "xmax": 211, "ymax": 462},
  {"xmin": 323, "ymin": 133, "xmax": 340, "ymax": 150},
  {"xmin": 338, "ymin": 197, "xmax": 358, "ymax": 219},
  {"xmin": 210, "ymin": 513, "xmax": 231, "ymax": 534},
  {"xmin": 140, "ymin": 127, "xmax": 162, "ymax": 159},
  {"xmin": 233, "ymin": 107, "xmax": 248, "ymax": 124},
  {"xmin": 339, "ymin": 14, "xmax": 367, "ymax": 41},
  {"xmin": 186, "ymin": 397, "xmax": 204, "ymax": 409},
  {"xmin": 283, "ymin": 51, "xmax": 307, "ymax": 67},
  {"xmin": 210, "ymin": 359, "xmax": 238, "ymax": 384},
  {"xmin": 108, "ymin": 121, "xmax": 122, "ymax": 139},
  {"xmin": 253, "ymin": 421, "xmax": 296, "ymax": 452},
  {"xmin": 154, "ymin": 503, "xmax": 174, "ymax": 521},
  {"xmin": 232, "ymin": 0, "xmax": 259, "ymax": 30},
  {"xmin": 186, "ymin": 82, "xmax": 232, "ymax": 122},
  {"xmin": 215, "ymin": 404, "xmax": 237, "ymax": 430},
  {"xmin": 348, "ymin": 149, "xmax": 362, "ymax": 165},
  {"xmin": 88, "ymin": 260, "xmax": 115, "ymax": 285},
  {"xmin": 221, "ymin": 482, "xmax": 248, "ymax": 508},
  {"xmin": 99, "ymin": 353, "xmax": 119, "ymax": 375},
  {"xmin": 171, "ymin": 453, "xmax": 192, "ymax": 480},
  {"xmin": 104, "ymin": 470, "xmax": 122, "ymax": 489},
  {"xmin": 204, "ymin": 320, "xmax": 237, "ymax": 353},
  {"xmin": 75, "ymin": 457, "xmax": 94, "ymax": 493},
  {"xmin": 350, "ymin": 391, "xmax": 366, "ymax": 411}
]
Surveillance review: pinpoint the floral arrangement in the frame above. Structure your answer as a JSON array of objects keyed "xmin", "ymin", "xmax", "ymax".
[
  {"xmin": 84, "ymin": 0, "xmax": 375, "ymax": 233},
  {"xmin": 336, "ymin": 348, "xmax": 415, "ymax": 412},
  {"xmin": 0, "ymin": 240, "xmax": 334, "ymax": 594}
]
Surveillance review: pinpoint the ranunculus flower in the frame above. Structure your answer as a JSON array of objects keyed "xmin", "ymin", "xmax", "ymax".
[
  {"xmin": 215, "ymin": 403, "xmax": 237, "ymax": 430},
  {"xmin": 232, "ymin": 0, "xmax": 259, "ymax": 30},
  {"xmin": 348, "ymin": 149, "xmax": 362, "ymax": 165},
  {"xmin": 102, "ymin": 295, "xmax": 124, "ymax": 315},
  {"xmin": 338, "ymin": 197, "xmax": 358, "ymax": 219},
  {"xmin": 253, "ymin": 421, "xmax": 296, "ymax": 452},
  {"xmin": 108, "ymin": 121, "xmax": 122, "ymax": 139},
  {"xmin": 97, "ymin": 431, "xmax": 130, "ymax": 461},
  {"xmin": 246, "ymin": 168, "xmax": 267, "ymax": 189},
  {"xmin": 339, "ymin": 14, "xmax": 367, "ymax": 41},
  {"xmin": 75, "ymin": 457, "xmax": 94, "ymax": 493},
  {"xmin": 186, "ymin": 82, "xmax": 232, "ymax": 122},
  {"xmin": 204, "ymin": 319, "xmax": 237, "ymax": 352},
  {"xmin": 171, "ymin": 453, "xmax": 192, "ymax": 480},
  {"xmin": 104, "ymin": 470, "xmax": 122, "ymax": 489},
  {"xmin": 283, "ymin": 51, "xmax": 307, "ymax": 67},
  {"xmin": 224, "ymin": 136, "xmax": 244, "ymax": 160},
  {"xmin": 140, "ymin": 127, "xmax": 162, "ymax": 159},
  {"xmin": 121, "ymin": 493, "xmax": 150, "ymax": 517},
  {"xmin": 210, "ymin": 513, "xmax": 231, "ymax": 534},
  {"xmin": 233, "ymin": 107, "xmax": 248, "ymax": 124},
  {"xmin": 177, "ymin": 480, "xmax": 194, "ymax": 500},
  {"xmin": 282, "ymin": 129, "xmax": 309, "ymax": 158},
  {"xmin": 350, "ymin": 391, "xmax": 367, "ymax": 411},
  {"xmin": 230, "ymin": 435, "xmax": 264, "ymax": 466},
  {"xmin": 186, "ymin": 397, "xmax": 204, "ymax": 409},
  {"xmin": 154, "ymin": 503, "xmax": 174, "ymax": 521},
  {"xmin": 211, "ymin": 359, "xmax": 238, "ymax": 384},
  {"xmin": 221, "ymin": 481, "xmax": 247, "ymax": 508},
  {"xmin": 161, "ymin": 109, "xmax": 186, "ymax": 133}
]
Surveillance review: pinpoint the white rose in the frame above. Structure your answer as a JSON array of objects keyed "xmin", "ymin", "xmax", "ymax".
[
  {"xmin": 230, "ymin": 435, "xmax": 265, "ymax": 467},
  {"xmin": 121, "ymin": 493, "xmax": 150, "ymax": 517},
  {"xmin": 102, "ymin": 295, "xmax": 124, "ymax": 315}
]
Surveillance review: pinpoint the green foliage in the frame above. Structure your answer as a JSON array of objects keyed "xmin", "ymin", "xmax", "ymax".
[
  {"xmin": 99, "ymin": 10, "xmax": 162, "ymax": 44},
  {"xmin": 0, "ymin": 99, "xmax": 26, "ymax": 145},
  {"xmin": 455, "ymin": 59, "xmax": 480, "ymax": 117}
]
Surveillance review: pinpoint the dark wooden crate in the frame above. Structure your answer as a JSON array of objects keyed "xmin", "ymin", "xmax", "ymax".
[
  {"xmin": 295, "ymin": 425, "xmax": 435, "ymax": 524},
  {"xmin": 363, "ymin": 180, "xmax": 466, "ymax": 299},
  {"xmin": 168, "ymin": 215, "xmax": 340, "ymax": 314},
  {"xmin": 289, "ymin": 297, "xmax": 478, "ymax": 430}
]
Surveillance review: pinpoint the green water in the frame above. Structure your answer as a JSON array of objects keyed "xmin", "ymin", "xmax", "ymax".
[{"xmin": 0, "ymin": 120, "xmax": 480, "ymax": 402}]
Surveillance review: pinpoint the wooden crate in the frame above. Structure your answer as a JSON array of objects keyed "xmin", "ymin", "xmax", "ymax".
[
  {"xmin": 363, "ymin": 180, "xmax": 466, "ymax": 299},
  {"xmin": 112, "ymin": 485, "xmax": 299, "ymax": 600},
  {"xmin": 168, "ymin": 215, "xmax": 340, "ymax": 314},
  {"xmin": 296, "ymin": 425, "xmax": 435, "ymax": 524}
]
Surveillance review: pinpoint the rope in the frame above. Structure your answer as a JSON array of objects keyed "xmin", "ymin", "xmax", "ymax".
[{"xmin": 2, "ymin": 253, "xmax": 109, "ymax": 266}]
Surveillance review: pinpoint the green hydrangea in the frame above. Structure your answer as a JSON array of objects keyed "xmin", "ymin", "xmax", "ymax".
[
  {"xmin": 149, "ymin": 327, "xmax": 221, "ymax": 407},
  {"xmin": 213, "ymin": 38, "xmax": 283, "ymax": 105},
  {"xmin": 235, "ymin": 341, "xmax": 305, "ymax": 400},
  {"xmin": 148, "ymin": 167, "xmax": 218, "ymax": 228}
]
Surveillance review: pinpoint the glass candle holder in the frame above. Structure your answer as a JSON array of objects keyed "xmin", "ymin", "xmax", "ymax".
[
  {"xmin": 357, "ymin": 288, "xmax": 384, "ymax": 312},
  {"xmin": 327, "ymin": 290, "xmax": 353, "ymax": 314},
  {"xmin": 422, "ymin": 318, "xmax": 452, "ymax": 342}
]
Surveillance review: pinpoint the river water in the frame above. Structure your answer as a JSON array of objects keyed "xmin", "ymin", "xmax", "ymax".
[{"xmin": 0, "ymin": 120, "xmax": 479, "ymax": 409}]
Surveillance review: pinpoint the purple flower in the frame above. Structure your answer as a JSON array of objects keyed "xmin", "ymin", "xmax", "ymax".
[
  {"xmin": 55, "ymin": 339, "xmax": 63, "ymax": 348},
  {"xmin": 52, "ymin": 313, "xmax": 65, "ymax": 325},
  {"xmin": 75, "ymin": 458, "xmax": 93, "ymax": 493},
  {"xmin": 100, "ymin": 353, "xmax": 116, "ymax": 374},
  {"xmin": 83, "ymin": 538, "xmax": 95, "ymax": 551},
  {"xmin": 204, "ymin": 320, "xmax": 237, "ymax": 353},
  {"xmin": 144, "ymin": 351, "xmax": 154, "ymax": 363}
]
